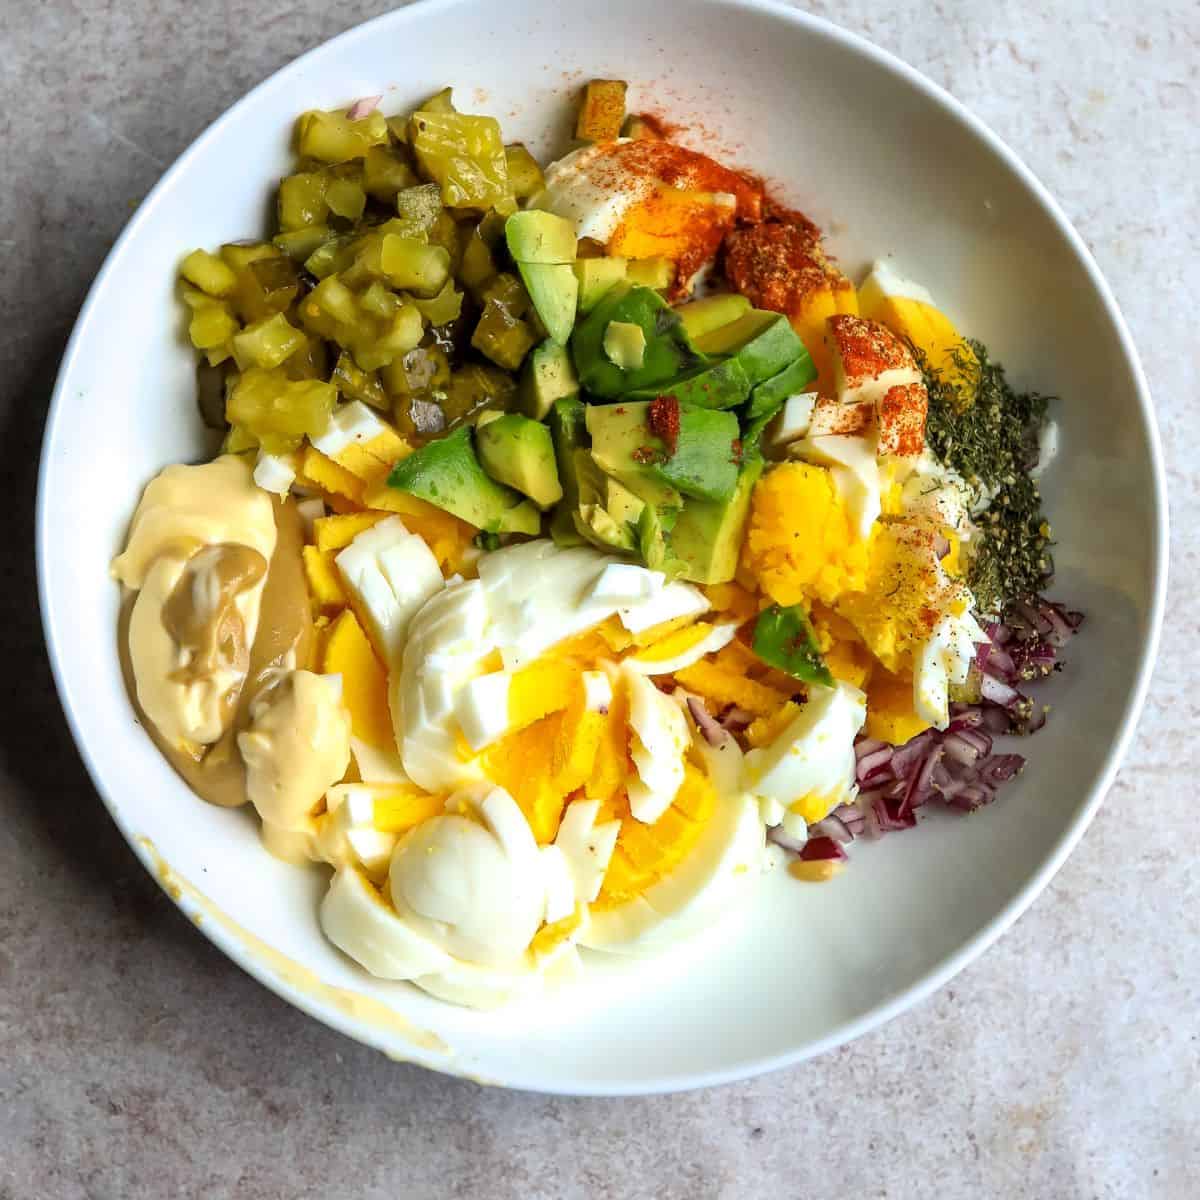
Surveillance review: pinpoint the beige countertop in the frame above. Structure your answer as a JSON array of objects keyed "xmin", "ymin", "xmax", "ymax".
[{"xmin": 1, "ymin": 1, "xmax": 1195, "ymax": 1196}]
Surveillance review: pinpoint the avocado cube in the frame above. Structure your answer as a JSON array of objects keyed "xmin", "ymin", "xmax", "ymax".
[
  {"xmin": 670, "ymin": 458, "xmax": 763, "ymax": 584},
  {"xmin": 602, "ymin": 320, "xmax": 647, "ymax": 370},
  {"xmin": 573, "ymin": 257, "xmax": 628, "ymax": 313},
  {"xmin": 626, "ymin": 257, "xmax": 673, "ymax": 289},
  {"xmin": 547, "ymin": 396, "xmax": 589, "ymax": 546},
  {"xmin": 586, "ymin": 401, "xmax": 682, "ymax": 512},
  {"xmin": 752, "ymin": 602, "xmax": 833, "ymax": 686},
  {"xmin": 516, "ymin": 261, "xmax": 578, "ymax": 345},
  {"xmin": 505, "ymin": 210, "xmax": 578, "ymax": 265},
  {"xmin": 625, "ymin": 357, "xmax": 751, "ymax": 410},
  {"xmin": 746, "ymin": 351, "xmax": 817, "ymax": 419},
  {"xmin": 519, "ymin": 339, "xmax": 579, "ymax": 421},
  {"xmin": 571, "ymin": 284, "xmax": 700, "ymax": 398},
  {"xmin": 676, "ymin": 293, "xmax": 751, "ymax": 343},
  {"xmin": 475, "ymin": 413, "xmax": 563, "ymax": 509},
  {"xmin": 387, "ymin": 425, "xmax": 540, "ymax": 534},
  {"xmin": 695, "ymin": 309, "xmax": 808, "ymax": 386},
  {"xmin": 654, "ymin": 405, "xmax": 741, "ymax": 502}
]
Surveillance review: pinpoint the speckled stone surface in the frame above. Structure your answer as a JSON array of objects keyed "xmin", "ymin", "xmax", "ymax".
[{"xmin": 1, "ymin": 1, "xmax": 1196, "ymax": 1196}]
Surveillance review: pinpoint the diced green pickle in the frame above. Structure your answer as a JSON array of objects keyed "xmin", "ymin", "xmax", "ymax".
[
  {"xmin": 359, "ymin": 281, "xmax": 402, "ymax": 320},
  {"xmin": 246, "ymin": 257, "xmax": 301, "ymax": 316},
  {"xmin": 309, "ymin": 275, "xmax": 358, "ymax": 325},
  {"xmin": 395, "ymin": 183, "xmax": 443, "ymax": 231},
  {"xmin": 380, "ymin": 235, "xmax": 451, "ymax": 297},
  {"xmin": 471, "ymin": 299, "xmax": 536, "ymax": 370},
  {"xmin": 325, "ymin": 177, "xmax": 367, "ymax": 221},
  {"xmin": 232, "ymin": 313, "xmax": 306, "ymax": 370},
  {"xmin": 283, "ymin": 336, "xmax": 329, "ymax": 382},
  {"xmin": 459, "ymin": 227, "xmax": 497, "ymax": 292},
  {"xmin": 363, "ymin": 145, "xmax": 418, "ymax": 199},
  {"xmin": 440, "ymin": 364, "xmax": 517, "ymax": 426},
  {"xmin": 226, "ymin": 368, "xmax": 336, "ymax": 440},
  {"xmin": 405, "ymin": 280, "xmax": 463, "ymax": 326},
  {"xmin": 381, "ymin": 345, "xmax": 451, "ymax": 397},
  {"xmin": 304, "ymin": 234, "xmax": 357, "ymax": 280},
  {"xmin": 273, "ymin": 225, "xmax": 334, "ymax": 261},
  {"xmin": 353, "ymin": 305, "xmax": 424, "ymax": 371},
  {"xmin": 503, "ymin": 144, "xmax": 545, "ymax": 200},
  {"xmin": 418, "ymin": 87, "xmax": 456, "ymax": 114},
  {"xmin": 332, "ymin": 351, "xmax": 388, "ymax": 409},
  {"xmin": 188, "ymin": 303, "xmax": 239, "ymax": 350},
  {"xmin": 296, "ymin": 108, "xmax": 389, "ymax": 162},
  {"xmin": 409, "ymin": 111, "xmax": 511, "ymax": 211},
  {"xmin": 180, "ymin": 249, "xmax": 237, "ymax": 297},
  {"xmin": 481, "ymin": 271, "xmax": 531, "ymax": 319},
  {"xmin": 222, "ymin": 424, "xmax": 259, "ymax": 454},
  {"xmin": 278, "ymin": 172, "xmax": 329, "ymax": 231}
]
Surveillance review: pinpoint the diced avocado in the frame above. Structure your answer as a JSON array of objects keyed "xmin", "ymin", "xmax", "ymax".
[
  {"xmin": 573, "ymin": 257, "xmax": 627, "ymax": 313},
  {"xmin": 625, "ymin": 358, "xmax": 751, "ymax": 411},
  {"xmin": 746, "ymin": 351, "xmax": 818, "ymax": 419},
  {"xmin": 516, "ymin": 262, "xmax": 578, "ymax": 344},
  {"xmin": 626, "ymin": 257, "xmax": 673, "ymax": 289},
  {"xmin": 548, "ymin": 396, "xmax": 589, "ymax": 546},
  {"xmin": 695, "ymin": 310, "xmax": 807, "ymax": 386},
  {"xmin": 585, "ymin": 402, "xmax": 682, "ymax": 513},
  {"xmin": 636, "ymin": 503, "xmax": 685, "ymax": 577},
  {"xmin": 676, "ymin": 293, "xmax": 751, "ymax": 343},
  {"xmin": 505, "ymin": 210, "xmax": 577, "ymax": 264},
  {"xmin": 752, "ymin": 602, "xmax": 834, "ymax": 686},
  {"xmin": 575, "ymin": 504, "xmax": 637, "ymax": 553},
  {"xmin": 603, "ymin": 321, "xmax": 647, "ymax": 370},
  {"xmin": 741, "ymin": 402, "xmax": 781, "ymax": 458},
  {"xmin": 586, "ymin": 400, "xmax": 738, "ymax": 504},
  {"xmin": 670, "ymin": 458, "xmax": 762, "ymax": 584},
  {"xmin": 571, "ymin": 285, "xmax": 701, "ymax": 398},
  {"xmin": 605, "ymin": 476, "xmax": 646, "ymax": 527},
  {"xmin": 387, "ymin": 425, "xmax": 540, "ymax": 534},
  {"xmin": 652, "ymin": 405, "xmax": 741, "ymax": 502},
  {"xmin": 519, "ymin": 339, "xmax": 579, "ymax": 420},
  {"xmin": 475, "ymin": 413, "xmax": 563, "ymax": 509}
]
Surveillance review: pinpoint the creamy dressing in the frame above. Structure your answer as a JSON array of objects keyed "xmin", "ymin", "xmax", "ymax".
[{"xmin": 118, "ymin": 483, "xmax": 314, "ymax": 810}]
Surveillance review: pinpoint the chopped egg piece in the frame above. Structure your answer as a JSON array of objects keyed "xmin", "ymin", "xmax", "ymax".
[
  {"xmin": 253, "ymin": 449, "xmax": 298, "ymax": 496},
  {"xmin": 553, "ymin": 799, "xmax": 621, "ymax": 904},
  {"xmin": 335, "ymin": 516, "xmax": 443, "ymax": 665},
  {"xmin": 767, "ymin": 391, "xmax": 818, "ymax": 449},
  {"xmin": 586, "ymin": 562, "xmax": 664, "ymax": 608},
  {"xmin": 623, "ymin": 622, "xmax": 739, "ymax": 675},
  {"xmin": 913, "ymin": 609, "xmax": 988, "ymax": 728},
  {"xmin": 618, "ymin": 580, "xmax": 709, "ymax": 634},
  {"xmin": 455, "ymin": 671, "xmax": 513, "ymax": 751},
  {"xmin": 624, "ymin": 668, "xmax": 689, "ymax": 824},
  {"xmin": 310, "ymin": 400, "xmax": 411, "ymax": 486},
  {"xmin": 791, "ymin": 434, "xmax": 882, "ymax": 540}
]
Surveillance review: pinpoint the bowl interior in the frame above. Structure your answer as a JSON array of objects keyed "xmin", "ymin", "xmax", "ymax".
[{"xmin": 39, "ymin": 0, "xmax": 1163, "ymax": 1093}]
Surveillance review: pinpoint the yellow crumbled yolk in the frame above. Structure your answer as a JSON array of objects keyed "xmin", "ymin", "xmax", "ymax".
[
  {"xmin": 628, "ymin": 621, "xmax": 719, "ymax": 665},
  {"xmin": 742, "ymin": 462, "xmax": 870, "ymax": 608},
  {"xmin": 369, "ymin": 787, "xmax": 447, "ymax": 834},
  {"xmin": 321, "ymin": 609, "xmax": 394, "ymax": 750}
]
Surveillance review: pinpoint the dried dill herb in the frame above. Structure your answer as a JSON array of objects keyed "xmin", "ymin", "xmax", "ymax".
[{"xmin": 917, "ymin": 340, "xmax": 1054, "ymax": 612}]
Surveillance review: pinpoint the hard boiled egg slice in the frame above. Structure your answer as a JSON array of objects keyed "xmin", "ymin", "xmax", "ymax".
[
  {"xmin": 913, "ymin": 609, "xmax": 988, "ymax": 729},
  {"xmin": 623, "ymin": 621, "xmax": 739, "ymax": 676},
  {"xmin": 535, "ymin": 139, "xmax": 761, "ymax": 288},
  {"xmin": 791, "ymin": 434, "xmax": 882, "ymax": 541},
  {"xmin": 624, "ymin": 668, "xmax": 690, "ymax": 824},
  {"xmin": 742, "ymin": 680, "xmax": 866, "ymax": 826}
]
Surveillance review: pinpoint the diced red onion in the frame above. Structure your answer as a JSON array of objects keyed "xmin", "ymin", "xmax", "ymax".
[
  {"xmin": 720, "ymin": 705, "xmax": 755, "ymax": 732},
  {"xmin": 767, "ymin": 826, "xmax": 808, "ymax": 854},
  {"xmin": 809, "ymin": 813, "xmax": 854, "ymax": 844},
  {"xmin": 686, "ymin": 696, "xmax": 727, "ymax": 747},
  {"xmin": 799, "ymin": 836, "xmax": 847, "ymax": 862},
  {"xmin": 347, "ymin": 95, "xmax": 383, "ymax": 119},
  {"xmin": 980, "ymin": 674, "xmax": 1021, "ymax": 707}
]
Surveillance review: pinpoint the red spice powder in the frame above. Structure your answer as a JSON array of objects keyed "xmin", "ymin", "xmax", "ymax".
[{"xmin": 647, "ymin": 395, "xmax": 681, "ymax": 456}]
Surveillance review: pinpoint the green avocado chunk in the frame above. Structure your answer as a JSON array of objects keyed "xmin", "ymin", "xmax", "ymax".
[
  {"xmin": 504, "ymin": 210, "xmax": 577, "ymax": 264},
  {"xmin": 625, "ymin": 357, "xmax": 751, "ymax": 410},
  {"xmin": 695, "ymin": 309, "xmax": 807, "ymax": 386},
  {"xmin": 586, "ymin": 399, "xmax": 739, "ymax": 504},
  {"xmin": 516, "ymin": 262, "xmax": 578, "ymax": 345},
  {"xmin": 573, "ymin": 257, "xmax": 628, "ymax": 313},
  {"xmin": 547, "ymin": 396, "xmax": 589, "ymax": 546},
  {"xmin": 387, "ymin": 425, "xmax": 540, "ymax": 534},
  {"xmin": 670, "ymin": 458, "xmax": 763, "ymax": 584},
  {"xmin": 746, "ymin": 352, "xmax": 818, "ymax": 419},
  {"xmin": 475, "ymin": 412, "xmax": 563, "ymax": 509},
  {"xmin": 675, "ymin": 293, "xmax": 751, "ymax": 343},
  {"xmin": 519, "ymin": 338, "xmax": 579, "ymax": 420},
  {"xmin": 571, "ymin": 284, "xmax": 701, "ymax": 397},
  {"xmin": 752, "ymin": 603, "xmax": 834, "ymax": 687}
]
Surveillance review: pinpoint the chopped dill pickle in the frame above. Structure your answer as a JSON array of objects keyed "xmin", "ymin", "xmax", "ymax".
[
  {"xmin": 353, "ymin": 306, "xmax": 425, "ymax": 371},
  {"xmin": 576, "ymin": 79, "xmax": 627, "ymax": 142},
  {"xmin": 283, "ymin": 335, "xmax": 328, "ymax": 382},
  {"xmin": 309, "ymin": 275, "xmax": 358, "ymax": 325},
  {"xmin": 278, "ymin": 172, "xmax": 329, "ymax": 231},
  {"xmin": 418, "ymin": 87, "xmax": 456, "ymax": 114},
  {"xmin": 205, "ymin": 342, "xmax": 235, "ymax": 367},
  {"xmin": 363, "ymin": 145, "xmax": 418, "ymax": 199},
  {"xmin": 219, "ymin": 243, "xmax": 289, "ymax": 322},
  {"xmin": 380, "ymin": 235, "xmax": 451, "ymax": 297},
  {"xmin": 188, "ymin": 302, "xmax": 239, "ymax": 351},
  {"xmin": 359, "ymin": 281, "xmax": 402, "ymax": 320},
  {"xmin": 304, "ymin": 234, "xmax": 357, "ymax": 279},
  {"xmin": 226, "ymin": 368, "xmax": 336, "ymax": 441},
  {"xmin": 232, "ymin": 312, "xmax": 306, "ymax": 370},
  {"xmin": 409, "ymin": 110, "xmax": 510, "ymax": 211},
  {"xmin": 273, "ymin": 225, "xmax": 333, "ymax": 261},
  {"xmin": 471, "ymin": 299, "xmax": 536, "ymax": 370},
  {"xmin": 246, "ymin": 257, "xmax": 301, "ymax": 316},
  {"xmin": 405, "ymin": 279, "xmax": 463, "ymax": 326},
  {"xmin": 325, "ymin": 177, "xmax": 367, "ymax": 221},
  {"xmin": 332, "ymin": 351, "xmax": 388, "ymax": 409},
  {"xmin": 382, "ymin": 344, "xmax": 451, "ymax": 397},
  {"xmin": 180, "ymin": 249, "xmax": 237, "ymax": 298},
  {"xmin": 395, "ymin": 183, "xmax": 444, "ymax": 231},
  {"xmin": 480, "ymin": 272, "xmax": 531, "ymax": 320},
  {"xmin": 460, "ymin": 226, "xmax": 497, "ymax": 292},
  {"xmin": 441, "ymin": 363, "xmax": 517, "ymax": 426},
  {"xmin": 221, "ymin": 424, "xmax": 258, "ymax": 454},
  {"xmin": 296, "ymin": 108, "xmax": 389, "ymax": 162},
  {"xmin": 504, "ymin": 144, "xmax": 545, "ymax": 199}
]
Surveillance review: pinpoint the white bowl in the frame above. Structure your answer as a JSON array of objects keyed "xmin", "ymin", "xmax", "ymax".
[{"xmin": 38, "ymin": 0, "xmax": 1166, "ymax": 1094}]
